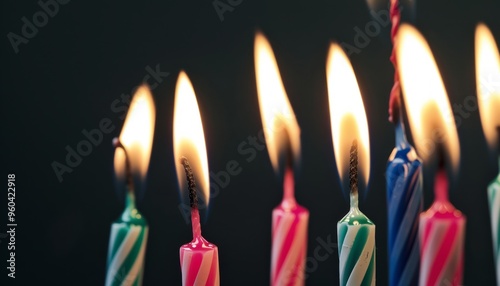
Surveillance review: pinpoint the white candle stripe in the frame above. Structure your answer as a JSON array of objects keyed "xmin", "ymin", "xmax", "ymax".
[
  {"xmin": 346, "ymin": 226, "xmax": 375, "ymax": 286},
  {"xmin": 121, "ymin": 227, "xmax": 148, "ymax": 286},
  {"xmin": 271, "ymin": 213, "xmax": 294, "ymax": 280},
  {"xmin": 339, "ymin": 225, "xmax": 360, "ymax": 284},
  {"xmin": 398, "ymin": 233, "xmax": 419, "ymax": 286},
  {"xmin": 181, "ymin": 250, "xmax": 193, "ymax": 285},
  {"xmin": 437, "ymin": 222, "xmax": 464, "ymax": 286},
  {"xmin": 490, "ymin": 187, "xmax": 500, "ymax": 244},
  {"xmin": 490, "ymin": 182, "xmax": 500, "ymax": 285},
  {"xmin": 419, "ymin": 219, "xmax": 444, "ymax": 286},
  {"xmin": 391, "ymin": 184, "xmax": 421, "ymax": 261},
  {"xmin": 194, "ymin": 250, "xmax": 214, "ymax": 285},
  {"xmin": 275, "ymin": 216, "xmax": 307, "ymax": 285},
  {"xmin": 106, "ymin": 225, "xmax": 141, "ymax": 286}
]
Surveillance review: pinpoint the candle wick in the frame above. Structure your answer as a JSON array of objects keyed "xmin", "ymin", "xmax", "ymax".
[
  {"xmin": 282, "ymin": 166, "xmax": 296, "ymax": 209},
  {"xmin": 181, "ymin": 157, "xmax": 198, "ymax": 210},
  {"xmin": 113, "ymin": 138, "xmax": 135, "ymax": 194},
  {"xmin": 349, "ymin": 139, "xmax": 359, "ymax": 208},
  {"xmin": 181, "ymin": 157, "xmax": 202, "ymax": 239}
]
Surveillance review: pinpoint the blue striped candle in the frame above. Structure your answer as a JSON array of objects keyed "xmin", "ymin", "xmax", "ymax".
[
  {"xmin": 386, "ymin": 121, "xmax": 423, "ymax": 286},
  {"xmin": 105, "ymin": 191, "xmax": 148, "ymax": 286}
]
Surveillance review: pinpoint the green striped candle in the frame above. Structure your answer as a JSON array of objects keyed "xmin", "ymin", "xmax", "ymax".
[
  {"xmin": 338, "ymin": 195, "xmax": 376, "ymax": 286},
  {"xmin": 489, "ymin": 172, "xmax": 500, "ymax": 284},
  {"xmin": 336, "ymin": 141, "xmax": 375, "ymax": 286},
  {"xmin": 105, "ymin": 191, "xmax": 148, "ymax": 286}
]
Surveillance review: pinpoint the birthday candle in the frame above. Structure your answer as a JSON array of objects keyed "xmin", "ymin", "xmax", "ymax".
[
  {"xmin": 178, "ymin": 159, "xmax": 220, "ymax": 286},
  {"xmin": 385, "ymin": 1, "xmax": 423, "ymax": 284},
  {"xmin": 105, "ymin": 86, "xmax": 155, "ymax": 286},
  {"xmin": 271, "ymin": 168, "xmax": 309, "ymax": 285},
  {"xmin": 326, "ymin": 43, "xmax": 375, "ymax": 286},
  {"xmin": 254, "ymin": 32, "xmax": 309, "ymax": 285},
  {"xmin": 173, "ymin": 71, "xmax": 220, "ymax": 286},
  {"xmin": 106, "ymin": 190, "xmax": 149, "ymax": 286},
  {"xmin": 386, "ymin": 123, "xmax": 422, "ymax": 286},
  {"xmin": 419, "ymin": 170, "xmax": 465, "ymax": 286},
  {"xmin": 488, "ymin": 171, "xmax": 500, "ymax": 284},
  {"xmin": 337, "ymin": 141, "xmax": 376, "ymax": 286}
]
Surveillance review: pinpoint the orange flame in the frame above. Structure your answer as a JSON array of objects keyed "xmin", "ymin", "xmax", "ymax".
[
  {"xmin": 173, "ymin": 71, "xmax": 210, "ymax": 205},
  {"xmin": 326, "ymin": 43, "xmax": 371, "ymax": 187},
  {"xmin": 396, "ymin": 24, "xmax": 460, "ymax": 171},
  {"xmin": 475, "ymin": 23, "xmax": 500, "ymax": 151},
  {"xmin": 114, "ymin": 85, "xmax": 156, "ymax": 180},
  {"xmin": 254, "ymin": 32, "xmax": 301, "ymax": 172}
]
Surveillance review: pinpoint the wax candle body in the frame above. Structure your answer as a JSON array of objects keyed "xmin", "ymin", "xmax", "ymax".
[
  {"xmin": 180, "ymin": 209, "xmax": 220, "ymax": 286},
  {"xmin": 271, "ymin": 169, "xmax": 309, "ymax": 286},
  {"xmin": 488, "ymin": 172, "xmax": 500, "ymax": 284},
  {"xmin": 419, "ymin": 171, "xmax": 465, "ymax": 286},
  {"xmin": 338, "ymin": 208, "xmax": 376, "ymax": 286},
  {"xmin": 106, "ymin": 193, "xmax": 148, "ymax": 286},
  {"xmin": 386, "ymin": 123, "xmax": 423, "ymax": 286},
  {"xmin": 271, "ymin": 203, "xmax": 309, "ymax": 285}
]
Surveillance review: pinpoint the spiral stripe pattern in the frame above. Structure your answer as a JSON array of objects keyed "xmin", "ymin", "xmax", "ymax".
[
  {"xmin": 180, "ymin": 246, "xmax": 220, "ymax": 286},
  {"xmin": 419, "ymin": 215, "xmax": 465, "ymax": 286},
  {"xmin": 271, "ymin": 206, "xmax": 309, "ymax": 286},
  {"xmin": 488, "ymin": 177, "xmax": 500, "ymax": 285},
  {"xmin": 105, "ymin": 223, "xmax": 148, "ymax": 286},
  {"xmin": 337, "ymin": 223, "xmax": 376, "ymax": 286},
  {"xmin": 387, "ymin": 147, "xmax": 423, "ymax": 286}
]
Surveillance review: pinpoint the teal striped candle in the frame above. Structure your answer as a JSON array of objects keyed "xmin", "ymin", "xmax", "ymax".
[
  {"xmin": 337, "ymin": 140, "xmax": 376, "ymax": 286},
  {"xmin": 105, "ymin": 191, "xmax": 148, "ymax": 286},
  {"xmin": 338, "ymin": 197, "xmax": 376, "ymax": 286},
  {"xmin": 489, "ymin": 172, "xmax": 500, "ymax": 284}
]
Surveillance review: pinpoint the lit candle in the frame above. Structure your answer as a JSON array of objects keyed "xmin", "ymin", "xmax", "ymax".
[
  {"xmin": 106, "ymin": 85, "xmax": 156, "ymax": 286},
  {"xmin": 326, "ymin": 43, "xmax": 375, "ymax": 286},
  {"xmin": 475, "ymin": 23, "xmax": 500, "ymax": 284},
  {"xmin": 254, "ymin": 32, "xmax": 309, "ymax": 286},
  {"xmin": 386, "ymin": 0, "xmax": 423, "ymax": 285},
  {"xmin": 173, "ymin": 71, "xmax": 220, "ymax": 286},
  {"xmin": 396, "ymin": 24, "xmax": 465, "ymax": 286}
]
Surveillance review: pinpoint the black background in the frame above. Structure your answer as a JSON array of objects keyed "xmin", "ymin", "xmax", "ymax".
[{"xmin": 2, "ymin": 0, "xmax": 500, "ymax": 285}]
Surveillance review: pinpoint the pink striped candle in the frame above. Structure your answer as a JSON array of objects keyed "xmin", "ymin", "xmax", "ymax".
[
  {"xmin": 419, "ymin": 170, "xmax": 465, "ymax": 286},
  {"xmin": 180, "ymin": 208, "xmax": 220, "ymax": 286},
  {"xmin": 174, "ymin": 71, "xmax": 220, "ymax": 286},
  {"xmin": 271, "ymin": 168, "xmax": 309, "ymax": 285}
]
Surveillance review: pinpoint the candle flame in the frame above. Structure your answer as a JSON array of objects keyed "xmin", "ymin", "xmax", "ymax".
[
  {"xmin": 254, "ymin": 32, "xmax": 301, "ymax": 172},
  {"xmin": 326, "ymin": 43, "xmax": 370, "ymax": 189},
  {"xmin": 114, "ymin": 85, "xmax": 156, "ymax": 180},
  {"xmin": 475, "ymin": 23, "xmax": 500, "ymax": 151},
  {"xmin": 396, "ymin": 24, "xmax": 460, "ymax": 171},
  {"xmin": 173, "ymin": 71, "xmax": 210, "ymax": 205}
]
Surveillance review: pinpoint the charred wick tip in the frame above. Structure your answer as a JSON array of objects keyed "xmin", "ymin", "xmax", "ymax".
[
  {"xmin": 181, "ymin": 157, "xmax": 198, "ymax": 210},
  {"xmin": 112, "ymin": 137, "xmax": 121, "ymax": 148},
  {"xmin": 349, "ymin": 139, "xmax": 358, "ymax": 195}
]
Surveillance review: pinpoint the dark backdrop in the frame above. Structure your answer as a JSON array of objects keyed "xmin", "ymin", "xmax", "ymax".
[{"xmin": 2, "ymin": 0, "xmax": 500, "ymax": 285}]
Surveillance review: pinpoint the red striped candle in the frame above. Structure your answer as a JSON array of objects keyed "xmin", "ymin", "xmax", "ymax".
[
  {"xmin": 174, "ymin": 72, "xmax": 220, "ymax": 286},
  {"xmin": 254, "ymin": 31, "xmax": 308, "ymax": 285},
  {"xmin": 271, "ymin": 168, "xmax": 309, "ymax": 285},
  {"xmin": 419, "ymin": 170, "xmax": 465, "ymax": 286},
  {"xmin": 180, "ymin": 209, "xmax": 220, "ymax": 286}
]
